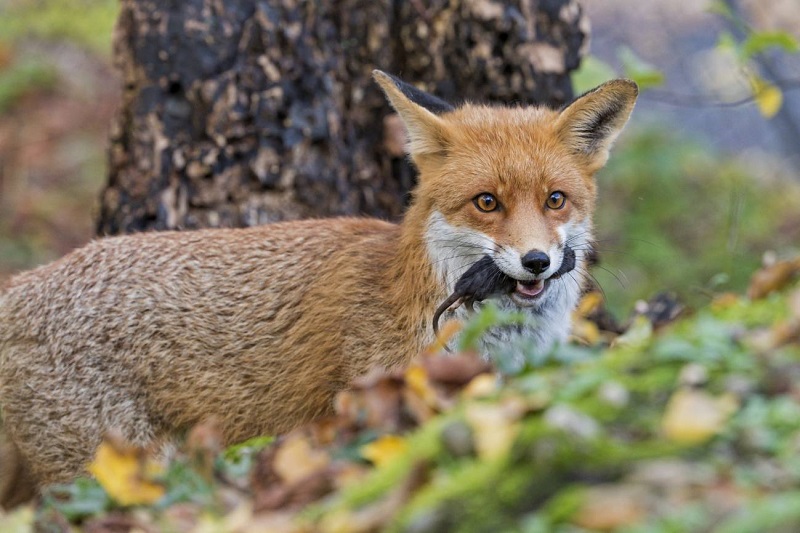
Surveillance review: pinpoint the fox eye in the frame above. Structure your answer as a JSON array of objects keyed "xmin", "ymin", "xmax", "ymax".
[
  {"xmin": 546, "ymin": 191, "xmax": 566, "ymax": 210},
  {"xmin": 474, "ymin": 193, "xmax": 499, "ymax": 212}
]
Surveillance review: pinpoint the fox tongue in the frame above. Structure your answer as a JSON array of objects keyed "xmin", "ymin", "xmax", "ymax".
[{"xmin": 516, "ymin": 279, "xmax": 544, "ymax": 297}]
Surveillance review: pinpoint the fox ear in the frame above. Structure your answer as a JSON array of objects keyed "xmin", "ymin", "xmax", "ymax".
[
  {"xmin": 373, "ymin": 70, "xmax": 452, "ymax": 156},
  {"xmin": 557, "ymin": 79, "xmax": 638, "ymax": 171}
]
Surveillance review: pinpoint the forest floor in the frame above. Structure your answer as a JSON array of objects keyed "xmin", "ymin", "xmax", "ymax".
[{"xmin": 4, "ymin": 257, "xmax": 799, "ymax": 532}]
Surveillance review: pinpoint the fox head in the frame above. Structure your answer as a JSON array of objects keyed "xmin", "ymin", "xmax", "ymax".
[{"xmin": 374, "ymin": 70, "xmax": 637, "ymax": 313}]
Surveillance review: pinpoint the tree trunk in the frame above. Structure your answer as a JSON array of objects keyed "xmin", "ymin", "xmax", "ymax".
[{"xmin": 98, "ymin": 0, "xmax": 589, "ymax": 235}]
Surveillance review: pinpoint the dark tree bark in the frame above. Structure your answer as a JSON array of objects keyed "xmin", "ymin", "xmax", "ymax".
[{"xmin": 98, "ymin": 0, "xmax": 589, "ymax": 235}]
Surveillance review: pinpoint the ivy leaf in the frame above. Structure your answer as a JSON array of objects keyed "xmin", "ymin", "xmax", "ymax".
[{"xmin": 741, "ymin": 31, "xmax": 799, "ymax": 58}]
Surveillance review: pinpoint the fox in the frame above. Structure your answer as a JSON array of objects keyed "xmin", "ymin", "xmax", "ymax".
[{"xmin": 0, "ymin": 70, "xmax": 637, "ymax": 503}]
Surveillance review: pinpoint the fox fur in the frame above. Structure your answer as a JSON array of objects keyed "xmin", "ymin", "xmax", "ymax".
[{"xmin": 0, "ymin": 70, "xmax": 637, "ymax": 503}]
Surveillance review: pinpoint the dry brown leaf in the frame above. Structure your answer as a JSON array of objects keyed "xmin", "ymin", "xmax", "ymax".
[
  {"xmin": 319, "ymin": 462, "xmax": 429, "ymax": 533},
  {"xmin": 572, "ymin": 484, "xmax": 648, "ymax": 530},
  {"xmin": 421, "ymin": 353, "xmax": 491, "ymax": 385},
  {"xmin": 790, "ymin": 288, "xmax": 800, "ymax": 319},
  {"xmin": 186, "ymin": 418, "xmax": 223, "ymax": 481},
  {"xmin": 747, "ymin": 258, "xmax": 800, "ymax": 300},
  {"xmin": 273, "ymin": 433, "xmax": 330, "ymax": 485},
  {"xmin": 710, "ymin": 292, "xmax": 740, "ymax": 312}
]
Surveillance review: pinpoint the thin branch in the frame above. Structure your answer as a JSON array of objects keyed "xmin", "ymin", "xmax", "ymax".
[{"xmin": 641, "ymin": 78, "xmax": 800, "ymax": 108}]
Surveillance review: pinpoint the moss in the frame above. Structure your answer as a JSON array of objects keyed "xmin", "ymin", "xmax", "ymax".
[{"xmin": 0, "ymin": 0, "xmax": 119, "ymax": 55}]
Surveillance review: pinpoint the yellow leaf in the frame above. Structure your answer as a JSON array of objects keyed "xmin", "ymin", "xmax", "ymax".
[
  {"xmin": 88, "ymin": 440, "xmax": 164, "ymax": 506},
  {"xmin": 612, "ymin": 315, "xmax": 652, "ymax": 348},
  {"xmin": 427, "ymin": 319, "xmax": 463, "ymax": 353},
  {"xmin": 576, "ymin": 291, "xmax": 604, "ymax": 317},
  {"xmin": 465, "ymin": 403, "xmax": 519, "ymax": 460},
  {"xmin": 361, "ymin": 435, "xmax": 407, "ymax": 468},
  {"xmin": 661, "ymin": 389, "xmax": 738, "ymax": 445},
  {"xmin": 461, "ymin": 373, "xmax": 498, "ymax": 399},
  {"xmin": 571, "ymin": 317, "xmax": 602, "ymax": 345},
  {"xmin": 750, "ymin": 76, "xmax": 783, "ymax": 118},
  {"xmin": 405, "ymin": 365, "xmax": 438, "ymax": 406},
  {"xmin": 273, "ymin": 433, "xmax": 330, "ymax": 484}
]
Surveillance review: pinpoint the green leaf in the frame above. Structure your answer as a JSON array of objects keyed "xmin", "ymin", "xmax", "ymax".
[
  {"xmin": 40, "ymin": 478, "xmax": 111, "ymax": 521},
  {"xmin": 618, "ymin": 47, "xmax": 665, "ymax": 90},
  {"xmin": 716, "ymin": 31, "xmax": 738, "ymax": 53},
  {"xmin": 713, "ymin": 491, "xmax": 800, "ymax": 533},
  {"xmin": 571, "ymin": 55, "xmax": 618, "ymax": 94},
  {"xmin": 741, "ymin": 31, "xmax": 799, "ymax": 58},
  {"xmin": 706, "ymin": 0, "xmax": 735, "ymax": 21}
]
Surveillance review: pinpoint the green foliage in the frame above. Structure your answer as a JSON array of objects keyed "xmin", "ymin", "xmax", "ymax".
[
  {"xmin": 219, "ymin": 435, "xmax": 274, "ymax": 479},
  {"xmin": 571, "ymin": 48, "xmax": 664, "ymax": 94},
  {"xmin": 40, "ymin": 478, "xmax": 111, "ymax": 522},
  {"xmin": 593, "ymin": 130, "xmax": 800, "ymax": 315},
  {"xmin": 0, "ymin": 60, "xmax": 57, "ymax": 113},
  {"xmin": 0, "ymin": 0, "xmax": 119, "ymax": 54},
  {"xmin": 571, "ymin": 56, "xmax": 618, "ymax": 94},
  {"xmin": 618, "ymin": 47, "xmax": 665, "ymax": 90}
]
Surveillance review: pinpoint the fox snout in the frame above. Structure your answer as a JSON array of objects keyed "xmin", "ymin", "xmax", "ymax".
[{"xmin": 521, "ymin": 250, "xmax": 551, "ymax": 275}]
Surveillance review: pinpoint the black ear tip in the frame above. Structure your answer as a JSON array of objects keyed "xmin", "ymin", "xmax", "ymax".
[{"xmin": 372, "ymin": 69, "xmax": 402, "ymax": 88}]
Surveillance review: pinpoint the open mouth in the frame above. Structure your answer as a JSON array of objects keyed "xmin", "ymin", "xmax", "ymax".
[{"xmin": 514, "ymin": 278, "xmax": 546, "ymax": 299}]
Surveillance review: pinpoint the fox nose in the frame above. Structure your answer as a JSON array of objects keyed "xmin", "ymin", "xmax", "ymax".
[{"xmin": 521, "ymin": 250, "xmax": 550, "ymax": 275}]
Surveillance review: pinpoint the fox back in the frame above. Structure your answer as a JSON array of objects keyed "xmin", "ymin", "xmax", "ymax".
[{"xmin": 0, "ymin": 71, "xmax": 636, "ymax": 501}]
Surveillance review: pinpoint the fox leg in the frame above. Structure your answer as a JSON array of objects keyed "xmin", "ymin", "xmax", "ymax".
[{"xmin": 0, "ymin": 344, "xmax": 158, "ymax": 487}]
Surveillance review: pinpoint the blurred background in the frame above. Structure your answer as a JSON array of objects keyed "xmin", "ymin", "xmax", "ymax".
[{"xmin": 0, "ymin": 0, "xmax": 798, "ymax": 317}]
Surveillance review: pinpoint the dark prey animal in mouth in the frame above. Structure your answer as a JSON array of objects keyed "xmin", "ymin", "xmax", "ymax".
[{"xmin": 432, "ymin": 248, "xmax": 578, "ymax": 350}]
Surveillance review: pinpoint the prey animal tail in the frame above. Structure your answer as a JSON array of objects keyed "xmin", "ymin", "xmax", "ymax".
[{"xmin": 432, "ymin": 294, "xmax": 465, "ymax": 352}]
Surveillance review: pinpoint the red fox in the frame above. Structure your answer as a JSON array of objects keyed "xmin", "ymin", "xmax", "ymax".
[{"xmin": 0, "ymin": 71, "xmax": 637, "ymax": 501}]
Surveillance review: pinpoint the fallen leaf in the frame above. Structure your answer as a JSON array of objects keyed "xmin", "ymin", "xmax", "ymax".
[
  {"xmin": 421, "ymin": 353, "xmax": 491, "ymax": 385},
  {"xmin": 0, "ymin": 505, "xmax": 34, "ymax": 533},
  {"xmin": 572, "ymin": 484, "xmax": 648, "ymax": 530},
  {"xmin": 747, "ymin": 258, "xmax": 800, "ymax": 299},
  {"xmin": 405, "ymin": 365, "xmax": 438, "ymax": 407},
  {"xmin": 661, "ymin": 389, "xmax": 738, "ymax": 445},
  {"xmin": 710, "ymin": 292, "xmax": 740, "ymax": 312},
  {"xmin": 612, "ymin": 315, "xmax": 653, "ymax": 348},
  {"xmin": 427, "ymin": 319, "xmax": 463, "ymax": 354},
  {"xmin": 273, "ymin": 433, "xmax": 330, "ymax": 485},
  {"xmin": 576, "ymin": 291, "xmax": 604, "ymax": 317},
  {"xmin": 87, "ymin": 438, "xmax": 164, "ymax": 506},
  {"xmin": 571, "ymin": 317, "xmax": 602, "ymax": 345},
  {"xmin": 465, "ymin": 403, "xmax": 520, "ymax": 460},
  {"xmin": 361, "ymin": 435, "xmax": 407, "ymax": 468},
  {"xmin": 319, "ymin": 462, "xmax": 429, "ymax": 533},
  {"xmin": 186, "ymin": 418, "xmax": 223, "ymax": 480},
  {"xmin": 461, "ymin": 373, "xmax": 498, "ymax": 399},
  {"xmin": 790, "ymin": 288, "xmax": 800, "ymax": 318}
]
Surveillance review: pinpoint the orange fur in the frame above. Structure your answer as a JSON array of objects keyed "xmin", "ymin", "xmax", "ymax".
[{"xmin": 0, "ymin": 71, "xmax": 636, "ymax": 503}]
